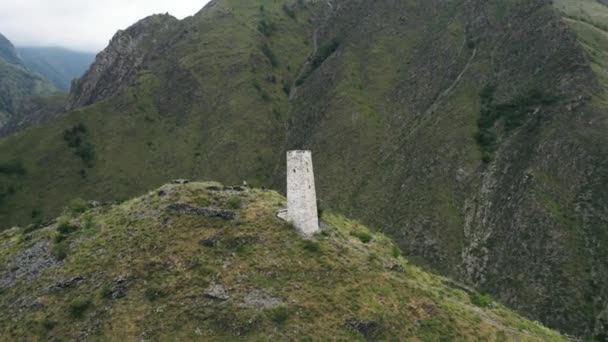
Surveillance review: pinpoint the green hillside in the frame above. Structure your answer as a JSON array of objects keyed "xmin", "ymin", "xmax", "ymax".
[
  {"xmin": 0, "ymin": 0, "xmax": 606, "ymax": 338},
  {"xmin": 0, "ymin": 181, "xmax": 564, "ymax": 340}
]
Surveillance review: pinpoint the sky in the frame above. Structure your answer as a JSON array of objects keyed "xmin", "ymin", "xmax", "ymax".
[{"xmin": 0, "ymin": 0, "xmax": 211, "ymax": 53}]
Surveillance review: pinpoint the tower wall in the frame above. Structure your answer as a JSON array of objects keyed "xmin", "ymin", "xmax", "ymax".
[{"xmin": 286, "ymin": 150, "xmax": 319, "ymax": 235}]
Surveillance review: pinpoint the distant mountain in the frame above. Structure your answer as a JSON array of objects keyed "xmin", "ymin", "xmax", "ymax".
[
  {"xmin": 0, "ymin": 34, "xmax": 56, "ymax": 127},
  {"xmin": 0, "ymin": 33, "xmax": 21, "ymax": 66},
  {"xmin": 17, "ymin": 47, "xmax": 95, "ymax": 92}
]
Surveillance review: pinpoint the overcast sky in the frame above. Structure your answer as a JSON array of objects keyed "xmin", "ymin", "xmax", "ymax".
[{"xmin": 0, "ymin": 0, "xmax": 211, "ymax": 53}]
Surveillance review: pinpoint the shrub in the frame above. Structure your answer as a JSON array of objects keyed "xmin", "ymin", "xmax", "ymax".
[
  {"xmin": 257, "ymin": 20, "xmax": 276, "ymax": 37},
  {"xmin": 83, "ymin": 213, "xmax": 95, "ymax": 229},
  {"xmin": 471, "ymin": 293, "xmax": 493, "ymax": 308},
  {"xmin": 52, "ymin": 242, "xmax": 68, "ymax": 260},
  {"xmin": 474, "ymin": 85, "xmax": 559, "ymax": 162},
  {"xmin": 269, "ymin": 305, "xmax": 290, "ymax": 324},
  {"xmin": 302, "ymin": 240, "xmax": 321, "ymax": 253},
  {"xmin": 311, "ymin": 39, "xmax": 340, "ymax": 69},
  {"xmin": 282, "ymin": 81, "xmax": 291, "ymax": 96},
  {"xmin": 57, "ymin": 222, "xmax": 79, "ymax": 235},
  {"xmin": 75, "ymin": 142, "xmax": 95, "ymax": 168},
  {"xmin": 68, "ymin": 298, "xmax": 92, "ymax": 319},
  {"xmin": 351, "ymin": 230, "xmax": 373, "ymax": 243},
  {"xmin": 68, "ymin": 198, "xmax": 89, "ymax": 215},
  {"xmin": 63, "ymin": 123, "xmax": 95, "ymax": 168},
  {"xmin": 261, "ymin": 44, "xmax": 278, "ymax": 67},
  {"xmin": 391, "ymin": 245, "xmax": 401, "ymax": 258},
  {"xmin": 282, "ymin": 4, "xmax": 296, "ymax": 19},
  {"xmin": 316, "ymin": 199, "xmax": 324, "ymax": 217},
  {"xmin": 63, "ymin": 124, "xmax": 86, "ymax": 148},
  {"xmin": 0, "ymin": 160, "xmax": 26, "ymax": 175},
  {"xmin": 226, "ymin": 196, "xmax": 242, "ymax": 209},
  {"xmin": 41, "ymin": 318, "xmax": 56, "ymax": 331},
  {"xmin": 145, "ymin": 286, "xmax": 166, "ymax": 302},
  {"xmin": 31, "ymin": 209, "xmax": 42, "ymax": 220},
  {"xmin": 252, "ymin": 80, "xmax": 262, "ymax": 92}
]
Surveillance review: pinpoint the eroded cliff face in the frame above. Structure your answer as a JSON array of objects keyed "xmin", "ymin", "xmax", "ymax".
[{"xmin": 65, "ymin": 14, "xmax": 181, "ymax": 110}]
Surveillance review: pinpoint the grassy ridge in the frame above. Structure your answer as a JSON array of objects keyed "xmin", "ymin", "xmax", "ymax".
[{"xmin": 0, "ymin": 182, "xmax": 564, "ymax": 340}]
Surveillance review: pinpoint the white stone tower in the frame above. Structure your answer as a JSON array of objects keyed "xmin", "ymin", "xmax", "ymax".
[{"xmin": 286, "ymin": 150, "xmax": 319, "ymax": 235}]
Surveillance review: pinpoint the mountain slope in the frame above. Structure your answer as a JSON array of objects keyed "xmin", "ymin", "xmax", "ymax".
[
  {"xmin": 0, "ymin": 0, "xmax": 605, "ymax": 338},
  {"xmin": 0, "ymin": 33, "xmax": 21, "ymax": 65},
  {"xmin": 0, "ymin": 181, "xmax": 564, "ymax": 340},
  {"xmin": 17, "ymin": 47, "xmax": 95, "ymax": 92},
  {"xmin": 0, "ymin": 33, "xmax": 57, "ymax": 127}
]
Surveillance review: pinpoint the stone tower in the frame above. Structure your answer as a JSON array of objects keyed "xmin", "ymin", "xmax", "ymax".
[{"xmin": 286, "ymin": 150, "xmax": 319, "ymax": 235}]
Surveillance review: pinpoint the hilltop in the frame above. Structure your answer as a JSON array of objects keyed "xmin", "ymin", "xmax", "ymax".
[
  {"xmin": 0, "ymin": 181, "xmax": 564, "ymax": 340},
  {"xmin": 0, "ymin": 0, "xmax": 606, "ymax": 337}
]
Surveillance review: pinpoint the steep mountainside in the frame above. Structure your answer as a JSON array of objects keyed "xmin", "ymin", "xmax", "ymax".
[
  {"xmin": 17, "ymin": 47, "xmax": 95, "ymax": 92},
  {"xmin": 0, "ymin": 34, "xmax": 56, "ymax": 127},
  {"xmin": 0, "ymin": 0, "xmax": 606, "ymax": 338},
  {"xmin": 0, "ymin": 181, "xmax": 564, "ymax": 340},
  {"xmin": 0, "ymin": 33, "xmax": 21, "ymax": 65},
  {"xmin": 65, "ymin": 14, "xmax": 180, "ymax": 110}
]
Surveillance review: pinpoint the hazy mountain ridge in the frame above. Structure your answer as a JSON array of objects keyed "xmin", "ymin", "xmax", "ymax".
[
  {"xmin": 0, "ymin": 0, "xmax": 606, "ymax": 338},
  {"xmin": 0, "ymin": 33, "xmax": 56, "ymax": 127},
  {"xmin": 0, "ymin": 33, "xmax": 22, "ymax": 66},
  {"xmin": 17, "ymin": 47, "xmax": 95, "ymax": 92}
]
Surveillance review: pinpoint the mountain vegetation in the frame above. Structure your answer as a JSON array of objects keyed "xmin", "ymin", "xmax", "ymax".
[
  {"xmin": 0, "ymin": 33, "xmax": 56, "ymax": 127},
  {"xmin": 0, "ymin": 0, "xmax": 606, "ymax": 339},
  {"xmin": 0, "ymin": 181, "xmax": 564, "ymax": 340},
  {"xmin": 17, "ymin": 47, "xmax": 95, "ymax": 92}
]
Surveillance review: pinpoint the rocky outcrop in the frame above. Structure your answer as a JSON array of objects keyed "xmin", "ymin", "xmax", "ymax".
[
  {"xmin": 65, "ymin": 14, "xmax": 180, "ymax": 110},
  {"xmin": 167, "ymin": 203, "xmax": 237, "ymax": 220}
]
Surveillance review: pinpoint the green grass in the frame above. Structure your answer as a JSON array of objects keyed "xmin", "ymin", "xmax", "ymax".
[
  {"xmin": 68, "ymin": 298, "xmax": 92, "ymax": 319},
  {"xmin": 0, "ymin": 181, "xmax": 565, "ymax": 340},
  {"xmin": 226, "ymin": 195, "xmax": 242, "ymax": 209}
]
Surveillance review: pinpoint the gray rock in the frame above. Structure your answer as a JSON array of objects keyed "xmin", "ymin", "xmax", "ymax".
[
  {"xmin": 205, "ymin": 283, "xmax": 229, "ymax": 300},
  {"xmin": 239, "ymin": 289, "xmax": 283, "ymax": 310},
  {"xmin": 345, "ymin": 319, "xmax": 382, "ymax": 339},
  {"xmin": 47, "ymin": 276, "xmax": 86, "ymax": 293},
  {"xmin": 103, "ymin": 276, "xmax": 130, "ymax": 300},
  {"xmin": 87, "ymin": 201, "xmax": 102, "ymax": 208},
  {"xmin": 168, "ymin": 203, "xmax": 237, "ymax": 220},
  {"xmin": 0, "ymin": 240, "xmax": 61, "ymax": 290},
  {"xmin": 442, "ymin": 279, "xmax": 475, "ymax": 296},
  {"xmin": 199, "ymin": 238, "xmax": 218, "ymax": 247},
  {"xmin": 66, "ymin": 14, "xmax": 180, "ymax": 110},
  {"xmin": 12, "ymin": 296, "xmax": 44, "ymax": 309}
]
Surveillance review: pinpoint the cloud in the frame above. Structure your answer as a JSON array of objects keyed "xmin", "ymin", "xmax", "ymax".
[{"xmin": 0, "ymin": 0, "xmax": 211, "ymax": 52}]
